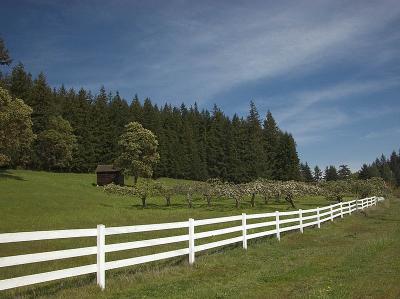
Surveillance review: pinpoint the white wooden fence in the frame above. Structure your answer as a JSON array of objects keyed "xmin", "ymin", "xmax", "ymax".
[{"xmin": 0, "ymin": 196, "xmax": 384, "ymax": 292}]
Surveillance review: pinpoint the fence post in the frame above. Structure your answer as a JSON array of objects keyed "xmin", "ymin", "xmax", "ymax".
[
  {"xmin": 349, "ymin": 201, "xmax": 352, "ymax": 215},
  {"xmin": 317, "ymin": 207, "xmax": 321, "ymax": 228},
  {"xmin": 299, "ymin": 209, "xmax": 303, "ymax": 233},
  {"xmin": 340, "ymin": 202, "xmax": 343, "ymax": 218},
  {"xmin": 355, "ymin": 199, "xmax": 359, "ymax": 211},
  {"xmin": 275, "ymin": 211, "xmax": 280, "ymax": 241},
  {"xmin": 242, "ymin": 213, "xmax": 247, "ymax": 250},
  {"xmin": 330, "ymin": 205, "xmax": 333, "ymax": 222},
  {"xmin": 97, "ymin": 224, "xmax": 105, "ymax": 290},
  {"xmin": 374, "ymin": 196, "xmax": 377, "ymax": 206},
  {"xmin": 188, "ymin": 218, "xmax": 195, "ymax": 265}
]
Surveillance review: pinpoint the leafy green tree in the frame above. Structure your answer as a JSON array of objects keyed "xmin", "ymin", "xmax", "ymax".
[
  {"xmin": 36, "ymin": 116, "xmax": 77, "ymax": 170},
  {"xmin": 0, "ymin": 87, "xmax": 35, "ymax": 166},
  {"xmin": 115, "ymin": 121, "xmax": 160, "ymax": 184},
  {"xmin": 338, "ymin": 164, "xmax": 351, "ymax": 180},
  {"xmin": 313, "ymin": 165, "xmax": 323, "ymax": 182}
]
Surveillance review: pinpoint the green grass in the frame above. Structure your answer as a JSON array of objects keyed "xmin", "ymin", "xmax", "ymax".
[{"xmin": 1, "ymin": 170, "xmax": 399, "ymax": 298}]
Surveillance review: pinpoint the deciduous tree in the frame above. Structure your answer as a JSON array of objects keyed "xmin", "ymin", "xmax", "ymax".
[
  {"xmin": 115, "ymin": 121, "xmax": 160, "ymax": 184},
  {"xmin": 0, "ymin": 87, "xmax": 35, "ymax": 166}
]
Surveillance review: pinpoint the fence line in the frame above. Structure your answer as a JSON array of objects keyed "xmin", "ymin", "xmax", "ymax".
[{"xmin": 0, "ymin": 196, "xmax": 384, "ymax": 291}]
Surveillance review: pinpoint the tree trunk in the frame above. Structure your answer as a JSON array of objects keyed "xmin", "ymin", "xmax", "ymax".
[
  {"xmin": 141, "ymin": 195, "xmax": 146, "ymax": 207},
  {"xmin": 187, "ymin": 193, "xmax": 192, "ymax": 208},
  {"xmin": 134, "ymin": 175, "xmax": 138, "ymax": 185},
  {"xmin": 235, "ymin": 198, "xmax": 240, "ymax": 208},
  {"xmin": 285, "ymin": 195, "xmax": 295, "ymax": 208},
  {"xmin": 206, "ymin": 195, "xmax": 211, "ymax": 207},
  {"xmin": 166, "ymin": 196, "xmax": 171, "ymax": 206},
  {"xmin": 264, "ymin": 196, "xmax": 268, "ymax": 205},
  {"xmin": 251, "ymin": 193, "xmax": 256, "ymax": 207}
]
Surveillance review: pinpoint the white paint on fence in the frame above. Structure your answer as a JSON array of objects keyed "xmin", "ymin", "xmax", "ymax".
[
  {"xmin": 242, "ymin": 213, "xmax": 247, "ymax": 250},
  {"xmin": 188, "ymin": 218, "xmax": 195, "ymax": 265},
  {"xmin": 0, "ymin": 196, "xmax": 385, "ymax": 292},
  {"xmin": 96, "ymin": 224, "xmax": 105, "ymax": 290},
  {"xmin": 275, "ymin": 211, "xmax": 281, "ymax": 241},
  {"xmin": 299, "ymin": 209, "xmax": 303, "ymax": 233}
]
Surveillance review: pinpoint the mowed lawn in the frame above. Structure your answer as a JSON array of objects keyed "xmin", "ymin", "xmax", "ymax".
[{"xmin": 0, "ymin": 170, "xmax": 399, "ymax": 298}]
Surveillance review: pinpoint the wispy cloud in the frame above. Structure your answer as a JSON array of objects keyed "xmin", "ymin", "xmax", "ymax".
[
  {"xmin": 104, "ymin": 0, "xmax": 400, "ymax": 103},
  {"xmin": 363, "ymin": 127, "xmax": 400, "ymax": 140}
]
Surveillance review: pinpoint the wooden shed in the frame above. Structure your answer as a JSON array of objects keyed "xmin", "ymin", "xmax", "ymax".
[{"xmin": 95, "ymin": 165, "xmax": 124, "ymax": 186}]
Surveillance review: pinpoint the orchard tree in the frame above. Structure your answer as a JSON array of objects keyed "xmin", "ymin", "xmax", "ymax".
[
  {"xmin": 36, "ymin": 116, "xmax": 77, "ymax": 170},
  {"xmin": 134, "ymin": 179, "xmax": 158, "ymax": 207},
  {"xmin": 0, "ymin": 87, "xmax": 35, "ymax": 166},
  {"xmin": 116, "ymin": 121, "xmax": 160, "ymax": 184}
]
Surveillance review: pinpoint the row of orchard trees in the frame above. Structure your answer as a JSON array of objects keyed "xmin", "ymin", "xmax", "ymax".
[{"xmin": 104, "ymin": 177, "xmax": 390, "ymax": 209}]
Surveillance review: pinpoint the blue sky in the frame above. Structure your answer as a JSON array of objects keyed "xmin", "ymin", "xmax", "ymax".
[{"xmin": 1, "ymin": 0, "xmax": 400, "ymax": 171}]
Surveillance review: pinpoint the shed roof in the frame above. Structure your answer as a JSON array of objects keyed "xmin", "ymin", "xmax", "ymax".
[{"xmin": 95, "ymin": 165, "xmax": 122, "ymax": 173}]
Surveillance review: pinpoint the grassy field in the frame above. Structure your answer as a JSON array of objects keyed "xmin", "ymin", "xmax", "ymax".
[{"xmin": 0, "ymin": 170, "xmax": 399, "ymax": 298}]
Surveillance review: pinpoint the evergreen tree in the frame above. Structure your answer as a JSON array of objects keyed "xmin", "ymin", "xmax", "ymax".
[
  {"xmin": 313, "ymin": 165, "xmax": 322, "ymax": 182},
  {"xmin": 300, "ymin": 162, "xmax": 313, "ymax": 182},
  {"xmin": 227, "ymin": 114, "xmax": 247, "ymax": 182},
  {"xmin": 338, "ymin": 164, "xmax": 351, "ymax": 180},
  {"xmin": 324, "ymin": 165, "xmax": 338, "ymax": 181},
  {"xmin": 275, "ymin": 132, "xmax": 300, "ymax": 180},
  {"xmin": 9, "ymin": 63, "xmax": 32, "ymax": 101},
  {"xmin": 206, "ymin": 105, "xmax": 229, "ymax": 179},
  {"xmin": 0, "ymin": 38, "xmax": 12, "ymax": 66},
  {"xmin": 27, "ymin": 72, "xmax": 55, "ymax": 133},
  {"xmin": 262, "ymin": 110, "xmax": 279, "ymax": 179},
  {"xmin": 389, "ymin": 150, "xmax": 400, "ymax": 186},
  {"xmin": 358, "ymin": 164, "xmax": 370, "ymax": 180},
  {"xmin": 244, "ymin": 101, "xmax": 264, "ymax": 180},
  {"xmin": 368, "ymin": 163, "xmax": 381, "ymax": 178},
  {"xmin": 92, "ymin": 86, "xmax": 112, "ymax": 164}
]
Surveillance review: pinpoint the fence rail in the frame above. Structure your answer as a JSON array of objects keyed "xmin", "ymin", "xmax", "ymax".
[{"xmin": 0, "ymin": 196, "xmax": 385, "ymax": 291}]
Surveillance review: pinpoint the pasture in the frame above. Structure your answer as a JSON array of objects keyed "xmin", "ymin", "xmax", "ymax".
[{"xmin": 0, "ymin": 170, "xmax": 399, "ymax": 298}]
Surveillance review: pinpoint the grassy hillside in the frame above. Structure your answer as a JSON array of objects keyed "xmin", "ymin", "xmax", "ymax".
[
  {"xmin": 1, "ymin": 170, "xmax": 399, "ymax": 298},
  {"xmin": 0, "ymin": 169, "xmax": 331, "ymax": 232}
]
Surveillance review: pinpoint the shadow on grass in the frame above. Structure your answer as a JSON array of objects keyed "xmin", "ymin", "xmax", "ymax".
[
  {"xmin": 0, "ymin": 170, "xmax": 25, "ymax": 181},
  {"xmin": 2, "ymin": 274, "xmax": 96, "ymax": 299}
]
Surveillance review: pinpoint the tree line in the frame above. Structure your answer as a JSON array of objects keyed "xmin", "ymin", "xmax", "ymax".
[
  {"xmin": 0, "ymin": 45, "xmax": 300, "ymax": 183},
  {"xmin": 358, "ymin": 152, "xmax": 400, "ymax": 187}
]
